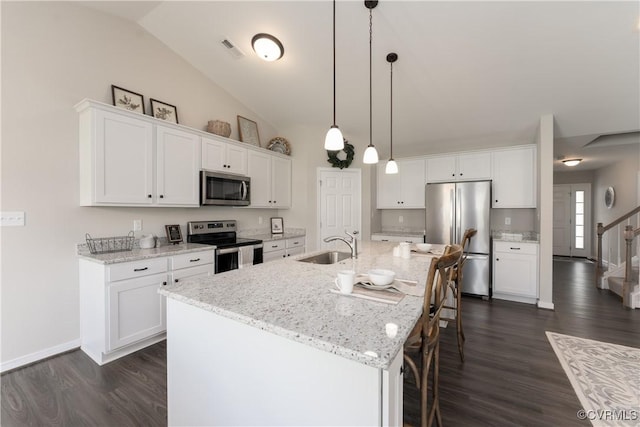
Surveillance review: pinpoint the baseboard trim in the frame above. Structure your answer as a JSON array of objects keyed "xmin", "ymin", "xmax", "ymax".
[
  {"xmin": 1, "ymin": 339, "xmax": 81, "ymax": 373},
  {"xmin": 537, "ymin": 300, "xmax": 555, "ymax": 310}
]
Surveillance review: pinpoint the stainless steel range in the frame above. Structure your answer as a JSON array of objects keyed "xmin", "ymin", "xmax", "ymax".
[{"xmin": 187, "ymin": 220, "xmax": 263, "ymax": 274}]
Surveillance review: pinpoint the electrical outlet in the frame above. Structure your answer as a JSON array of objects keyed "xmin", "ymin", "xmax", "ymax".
[
  {"xmin": 0, "ymin": 211, "xmax": 25, "ymax": 226},
  {"xmin": 399, "ymin": 215, "xmax": 404, "ymax": 223},
  {"xmin": 133, "ymin": 219, "xmax": 142, "ymax": 231},
  {"xmin": 505, "ymin": 217, "xmax": 511, "ymax": 225}
]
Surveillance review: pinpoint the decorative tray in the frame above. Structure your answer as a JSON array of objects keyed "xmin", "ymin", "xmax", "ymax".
[{"xmin": 267, "ymin": 137, "xmax": 291, "ymax": 155}]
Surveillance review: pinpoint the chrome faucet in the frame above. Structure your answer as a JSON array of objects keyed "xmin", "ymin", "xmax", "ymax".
[{"xmin": 323, "ymin": 230, "xmax": 359, "ymax": 259}]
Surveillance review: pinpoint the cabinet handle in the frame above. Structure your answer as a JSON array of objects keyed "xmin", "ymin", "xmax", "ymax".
[
  {"xmin": 162, "ymin": 281, "xmax": 167, "ymax": 286},
  {"xmin": 190, "ymin": 258, "xmax": 201, "ymax": 262},
  {"xmin": 495, "ymin": 199, "xmax": 498, "ymax": 203},
  {"xmin": 271, "ymin": 245, "xmax": 278, "ymax": 248},
  {"xmin": 381, "ymin": 239, "xmax": 389, "ymax": 242},
  {"xmin": 134, "ymin": 267, "xmax": 148, "ymax": 272},
  {"xmin": 452, "ymin": 173, "xmax": 455, "ymax": 176},
  {"xmin": 510, "ymin": 247, "xmax": 521, "ymax": 250},
  {"xmin": 148, "ymin": 194, "xmax": 152, "ymax": 198},
  {"xmin": 159, "ymin": 195, "xmax": 164, "ymax": 198},
  {"xmin": 460, "ymin": 173, "xmax": 463, "ymax": 176},
  {"xmin": 175, "ymin": 279, "xmax": 179, "ymax": 282},
  {"xmin": 496, "ymin": 258, "xmax": 499, "ymax": 261}
]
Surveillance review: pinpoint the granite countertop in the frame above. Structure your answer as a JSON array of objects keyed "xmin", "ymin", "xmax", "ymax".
[
  {"xmin": 159, "ymin": 240, "xmax": 441, "ymax": 370},
  {"xmin": 77, "ymin": 242, "xmax": 214, "ymax": 264},
  {"xmin": 372, "ymin": 231, "xmax": 425, "ymax": 238},
  {"xmin": 239, "ymin": 228, "xmax": 306, "ymax": 242},
  {"xmin": 492, "ymin": 230, "xmax": 539, "ymax": 243}
]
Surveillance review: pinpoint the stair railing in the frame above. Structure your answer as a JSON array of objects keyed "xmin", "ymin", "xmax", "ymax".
[
  {"xmin": 596, "ymin": 205, "xmax": 640, "ymax": 294},
  {"xmin": 622, "ymin": 225, "xmax": 640, "ymax": 307}
]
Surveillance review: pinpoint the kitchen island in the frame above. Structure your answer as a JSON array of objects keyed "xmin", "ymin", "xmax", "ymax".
[{"xmin": 159, "ymin": 240, "xmax": 437, "ymax": 426}]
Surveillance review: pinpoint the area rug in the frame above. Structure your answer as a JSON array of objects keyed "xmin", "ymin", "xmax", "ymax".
[{"xmin": 546, "ymin": 332, "xmax": 640, "ymax": 426}]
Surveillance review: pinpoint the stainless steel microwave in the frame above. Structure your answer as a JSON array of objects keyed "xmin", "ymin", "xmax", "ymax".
[{"xmin": 200, "ymin": 170, "xmax": 250, "ymax": 206}]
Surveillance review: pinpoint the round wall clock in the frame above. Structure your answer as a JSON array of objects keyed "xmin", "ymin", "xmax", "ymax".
[{"xmin": 604, "ymin": 186, "xmax": 615, "ymax": 209}]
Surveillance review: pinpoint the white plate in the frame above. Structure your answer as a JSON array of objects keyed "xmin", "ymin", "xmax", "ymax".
[
  {"xmin": 358, "ymin": 281, "xmax": 394, "ymax": 290},
  {"xmin": 267, "ymin": 137, "xmax": 291, "ymax": 155}
]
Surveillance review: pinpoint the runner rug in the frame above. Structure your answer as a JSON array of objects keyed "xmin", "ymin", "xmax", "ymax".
[{"xmin": 546, "ymin": 331, "xmax": 640, "ymax": 426}]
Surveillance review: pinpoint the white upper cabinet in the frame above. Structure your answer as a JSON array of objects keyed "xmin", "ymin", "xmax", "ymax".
[
  {"xmin": 201, "ymin": 135, "xmax": 247, "ymax": 176},
  {"xmin": 426, "ymin": 152, "xmax": 491, "ymax": 182},
  {"xmin": 491, "ymin": 145, "xmax": 536, "ymax": 208},
  {"xmin": 247, "ymin": 150, "xmax": 291, "ymax": 209},
  {"xmin": 77, "ymin": 100, "xmax": 200, "ymax": 207},
  {"xmin": 156, "ymin": 125, "xmax": 201, "ymax": 206},
  {"xmin": 377, "ymin": 158, "xmax": 426, "ymax": 209}
]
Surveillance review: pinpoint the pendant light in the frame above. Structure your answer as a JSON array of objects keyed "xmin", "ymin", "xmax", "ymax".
[
  {"xmin": 385, "ymin": 53, "xmax": 398, "ymax": 174},
  {"xmin": 324, "ymin": 0, "xmax": 344, "ymax": 151},
  {"xmin": 362, "ymin": 0, "xmax": 379, "ymax": 164}
]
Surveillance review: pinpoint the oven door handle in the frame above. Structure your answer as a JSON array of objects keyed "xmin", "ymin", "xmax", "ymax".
[{"xmin": 217, "ymin": 247, "xmax": 240, "ymax": 255}]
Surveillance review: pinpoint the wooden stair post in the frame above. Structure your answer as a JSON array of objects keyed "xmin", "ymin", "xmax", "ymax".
[
  {"xmin": 623, "ymin": 225, "xmax": 634, "ymax": 308},
  {"xmin": 596, "ymin": 222, "xmax": 604, "ymax": 289}
]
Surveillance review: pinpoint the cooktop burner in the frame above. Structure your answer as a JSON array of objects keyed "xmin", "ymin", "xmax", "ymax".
[{"xmin": 186, "ymin": 220, "xmax": 262, "ymax": 248}]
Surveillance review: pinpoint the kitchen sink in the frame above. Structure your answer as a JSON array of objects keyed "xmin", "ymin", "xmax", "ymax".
[{"xmin": 297, "ymin": 251, "xmax": 351, "ymax": 264}]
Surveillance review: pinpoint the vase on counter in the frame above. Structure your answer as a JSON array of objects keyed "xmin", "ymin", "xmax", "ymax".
[{"xmin": 207, "ymin": 120, "xmax": 231, "ymax": 138}]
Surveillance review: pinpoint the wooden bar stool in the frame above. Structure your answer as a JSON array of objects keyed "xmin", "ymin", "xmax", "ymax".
[
  {"xmin": 443, "ymin": 228, "xmax": 476, "ymax": 362},
  {"xmin": 404, "ymin": 244, "xmax": 463, "ymax": 427}
]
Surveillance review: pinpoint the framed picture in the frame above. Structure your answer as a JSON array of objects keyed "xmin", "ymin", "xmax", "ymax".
[
  {"xmin": 111, "ymin": 85, "xmax": 145, "ymax": 114},
  {"xmin": 165, "ymin": 224, "xmax": 183, "ymax": 244},
  {"xmin": 271, "ymin": 217, "xmax": 284, "ymax": 234},
  {"xmin": 150, "ymin": 98, "xmax": 179, "ymax": 124},
  {"xmin": 237, "ymin": 115, "xmax": 261, "ymax": 147}
]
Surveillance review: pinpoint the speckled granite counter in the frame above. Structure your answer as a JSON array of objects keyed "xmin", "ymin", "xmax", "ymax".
[
  {"xmin": 159, "ymin": 240, "xmax": 439, "ymax": 370},
  {"xmin": 238, "ymin": 228, "xmax": 306, "ymax": 242},
  {"xmin": 492, "ymin": 231, "xmax": 539, "ymax": 243},
  {"xmin": 77, "ymin": 243, "xmax": 214, "ymax": 264}
]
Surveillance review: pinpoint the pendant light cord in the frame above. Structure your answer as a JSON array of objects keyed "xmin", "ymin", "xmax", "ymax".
[
  {"xmin": 369, "ymin": 7, "xmax": 373, "ymax": 147},
  {"xmin": 390, "ymin": 60, "xmax": 393, "ymax": 159},
  {"xmin": 333, "ymin": 0, "xmax": 337, "ymax": 126}
]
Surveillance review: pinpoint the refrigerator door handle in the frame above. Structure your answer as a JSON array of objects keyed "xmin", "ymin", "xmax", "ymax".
[
  {"xmin": 450, "ymin": 188, "xmax": 455, "ymax": 244},
  {"xmin": 456, "ymin": 187, "xmax": 462, "ymax": 243}
]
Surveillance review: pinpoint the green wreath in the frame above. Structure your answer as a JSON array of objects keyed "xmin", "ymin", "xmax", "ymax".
[{"xmin": 327, "ymin": 140, "xmax": 355, "ymax": 169}]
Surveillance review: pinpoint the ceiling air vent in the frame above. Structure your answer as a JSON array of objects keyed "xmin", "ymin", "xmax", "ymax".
[{"xmin": 221, "ymin": 38, "xmax": 245, "ymax": 59}]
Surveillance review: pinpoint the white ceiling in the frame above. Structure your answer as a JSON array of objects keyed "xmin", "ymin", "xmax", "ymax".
[{"xmin": 84, "ymin": 1, "xmax": 640, "ymax": 171}]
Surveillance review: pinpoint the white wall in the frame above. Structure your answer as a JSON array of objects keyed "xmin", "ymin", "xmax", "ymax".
[{"xmin": 0, "ymin": 2, "xmax": 288, "ymax": 368}]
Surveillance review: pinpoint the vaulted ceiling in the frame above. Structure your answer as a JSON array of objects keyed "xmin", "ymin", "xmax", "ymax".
[{"xmin": 84, "ymin": 1, "xmax": 639, "ymax": 171}]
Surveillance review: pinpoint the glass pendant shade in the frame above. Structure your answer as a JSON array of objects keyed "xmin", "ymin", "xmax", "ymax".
[
  {"xmin": 385, "ymin": 159, "xmax": 398, "ymax": 174},
  {"xmin": 363, "ymin": 145, "xmax": 379, "ymax": 164},
  {"xmin": 324, "ymin": 126, "xmax": 344, "ymax": 150}
]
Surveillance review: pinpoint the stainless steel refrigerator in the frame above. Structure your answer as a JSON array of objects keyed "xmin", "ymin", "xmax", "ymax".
[{"xmin": 425, "ymin": 180, "xmax": 491, "ymax": 297}]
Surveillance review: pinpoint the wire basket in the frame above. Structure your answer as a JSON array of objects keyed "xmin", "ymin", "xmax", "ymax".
[{"xmin": 86, "ymin": 231, "xmax": 135, "ymax": 254}]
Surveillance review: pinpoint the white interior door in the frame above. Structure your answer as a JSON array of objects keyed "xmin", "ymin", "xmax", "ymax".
[
  {"xmin": 318, "ymin": 168, "xmax": 361, "ymax": 250},
  {"xmin": 553, "ymin": 185, "xmax": 571, "ymax": 256},
  {"xmin": 553, "ymin": 183, "xmax": 591, "ymax": 257}
]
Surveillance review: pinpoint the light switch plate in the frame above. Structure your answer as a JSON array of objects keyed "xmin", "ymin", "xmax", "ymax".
[
  {"xmin": 133, "ymin": 219, "xmax": 142, "ymax": 231},
  {"xmin": 1, "ymin": 211, "xmax": 25, "ymax": 226}
]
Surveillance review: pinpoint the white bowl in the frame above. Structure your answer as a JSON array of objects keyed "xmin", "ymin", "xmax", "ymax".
[
  {"xmin": 139, "ymin": 235, "xmax": 156, "ymax": 249},
  {"xmin": 368, "ymin": 269, "xmax": 396, "ymax": 286},
  {"xmin": 415, "ymin": 243, "xmax": 432, "ymax": 252}
]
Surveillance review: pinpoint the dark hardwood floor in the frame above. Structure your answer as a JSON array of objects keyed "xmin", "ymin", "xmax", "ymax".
[{"xmin": 2, "ymin": 258, "xmax": 638, "ymax": 426}]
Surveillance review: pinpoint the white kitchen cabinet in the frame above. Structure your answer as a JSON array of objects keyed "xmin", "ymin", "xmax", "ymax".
[
  {"xmin": 262, "ymin": 236, "xmax": 306, "ymax": 262},
  {"xmin": 201, "ymin": 135, "xmax": 247, "ymax": 176},
  {"xmin": 79, "ymin": 249, "xmax": 214, "ymax": 365},
  {"xmin": 377, "ymin": 158, "xmax": 426, "ymax": 208},
  {"xmin": 156, "ymin": 125, "xmax": 201, "ymax": 206},
  {"xmin": 492, "ymin": 241, "xmax": 538, "ymax": 303},
  {"xmin": 371, "ymin": 234, "xmax": 424, "ymax": 243},
  {"xmin": 77, "ymin": 100, "xmax": 200, "ymax": 207},
  {"xmin": 491, "ymin": 145, "xmax": 536, "ymax": 208},
  {"xmin": 426, "ymin": 152, "xmax": 491, "ymax": 182},
  {"xmin": 247, "ymin": 150, "xmax": 292, "ymax": 208}
]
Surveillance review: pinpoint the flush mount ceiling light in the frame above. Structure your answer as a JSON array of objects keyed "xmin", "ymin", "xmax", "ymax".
[
  {"xmin": 251, "ymin": 33, "xmax": 284, "ymax": 62},
  {"xmin": 562, "ymin": 158, "xmax": 582, "ymax": 167},
  {"xmin": 362, "ymin": 0, "xmax": 379, "ymax": 164},
  {"xmin": 324, "ymin": 0, "xmax": 344, "ymax": 151},
  {"xmin": 385, "ymin": 52, "xmax": 398, "ymax": 175}
]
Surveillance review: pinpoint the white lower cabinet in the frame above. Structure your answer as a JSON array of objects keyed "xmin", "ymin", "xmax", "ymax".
[
  {"xmin": 80, "ymin": 249, "xmax": 214, "ymax": 365},
  {"xmin": 262, "ymin": 236, "xmax": 306, "ymax": 262},
  {"xmin": 492, "ymin": 241, "xmax": 538, "ymax": 303}
]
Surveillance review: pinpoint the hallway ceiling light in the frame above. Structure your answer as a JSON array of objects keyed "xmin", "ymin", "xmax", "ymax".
[
  {"xmin": 562, "ymin": 159, "xmax": 582, "ymax": 167},
  {"xmin": 251, "ymin": 33, "xmax": 284, "ymax": 61}
]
